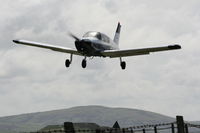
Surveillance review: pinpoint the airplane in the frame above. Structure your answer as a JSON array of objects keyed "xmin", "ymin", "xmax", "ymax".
[{"xmin": 13, "ymin": 22, "xmax": 181, "ymax": 70}]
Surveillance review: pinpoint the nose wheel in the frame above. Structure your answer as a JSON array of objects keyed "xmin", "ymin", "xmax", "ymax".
[
  {"xmin": 120, "ymin": 61, "xmax": 126, "ymax": 69},
  {"xmin": 81, "ymin": 57, "xmax": 87, "ymax": 68}
]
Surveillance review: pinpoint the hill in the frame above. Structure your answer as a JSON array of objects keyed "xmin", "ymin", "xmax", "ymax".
[{"xmin": 0, "ymin": 106, "xmax": 175, "ymax": 133}]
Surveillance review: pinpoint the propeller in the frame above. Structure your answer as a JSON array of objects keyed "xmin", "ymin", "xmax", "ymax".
[{"xmin": 68, "ymin": 32, "xmax": 80, "ymax": 41}]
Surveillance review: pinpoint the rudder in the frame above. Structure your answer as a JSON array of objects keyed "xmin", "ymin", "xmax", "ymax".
[{"xmin": 113, "ymin": 22, "xmax": 121, "ymax": 45}]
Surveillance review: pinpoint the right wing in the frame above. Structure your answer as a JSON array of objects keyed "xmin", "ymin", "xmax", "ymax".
[
  {"xmin": 101, "ymin": 45, "xmax": 181, "ymax": 58},
  {"xmin": 13, "ymin": 39, "xmax": 81, "ymax": 55}
]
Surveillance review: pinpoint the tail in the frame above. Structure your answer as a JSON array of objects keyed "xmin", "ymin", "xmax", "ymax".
[{"xmin": 113, "ymin": 22, "xmax": 121, "ymax": 45}]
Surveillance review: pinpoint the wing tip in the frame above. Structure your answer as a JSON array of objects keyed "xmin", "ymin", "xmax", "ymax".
[
  {"xmin": 13, "ymin": 39, "xmax": 20, "ymax": 43},
  {"xmin": 168, "ymin": 44, "xmax": 181, "ymax": 49}
]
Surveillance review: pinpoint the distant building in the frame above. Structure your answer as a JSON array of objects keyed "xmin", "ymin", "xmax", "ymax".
[{"xmin": 39, "ymin": 121, "xmax": 120, "ymax": 133}]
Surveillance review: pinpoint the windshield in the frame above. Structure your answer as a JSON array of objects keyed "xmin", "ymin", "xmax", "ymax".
[
  {"xmin": 83, "ymin": 32, "xmax": 101, "ymax": 40},
  {"xmin": 83, "ymin": 32, "xmax": 110, "ymax": 43}
]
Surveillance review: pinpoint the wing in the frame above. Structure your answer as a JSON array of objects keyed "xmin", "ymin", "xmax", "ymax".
[
  {"xmin": 13, "ymin": 39, "xmax": 81, "ymax": 55},
  {"xmin": 101, "ymin": 45, "xmax": 181, "ymax": 58}
]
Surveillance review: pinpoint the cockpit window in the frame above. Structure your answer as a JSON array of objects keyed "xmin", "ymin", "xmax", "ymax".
[
  {"xmin": 83, "ymin": 32, "xmax": 101, "ymax": 40},
  {"xmin": 83, "ymin": 32, "xmax": 110, "ymax": 43},
  {"xmin": 101, "ymin": 33, "xmax": 110, "ymax": 43},
  {"xmin": 96, "ymin": 33, "xmax": 101, "ymax": 40}
]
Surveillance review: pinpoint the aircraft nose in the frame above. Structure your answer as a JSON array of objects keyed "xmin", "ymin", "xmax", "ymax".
[
  {"xmin": 75, "ymin": 39, "xmax": 93, "ymax": 53},
  {"xmin": 81, "ymin": 39, "xmax": 91, "ymax": 45}
]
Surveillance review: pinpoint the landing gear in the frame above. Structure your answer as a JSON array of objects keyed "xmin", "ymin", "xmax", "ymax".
[
  {"xmin": 121, "ymin": 61, "xmax": 126, "ymax": 70},
  {"xmin": 120, "ymin": 57, "xmax": 126, "ymax": 70},
  {"xmin": 81, "ymin": 57, "xmax": 87, "ymax": 68},
  {"xmin": 65, "ymin": 59, "xmax": 70, "ymax": 67},
  {"xmin": 65, "ymin": 54, "xmax": 73, "ymax": 68}
]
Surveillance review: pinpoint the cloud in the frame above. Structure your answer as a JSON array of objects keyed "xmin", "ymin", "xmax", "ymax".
[{"xmin": 0, "ymin": 0, "xmax": 200, "ymax": 121}]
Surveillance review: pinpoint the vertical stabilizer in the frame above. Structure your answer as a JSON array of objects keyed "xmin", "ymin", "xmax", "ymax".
[{"xmin": 113, "ymin": 22, "xmax": 121, "ymax": 45}]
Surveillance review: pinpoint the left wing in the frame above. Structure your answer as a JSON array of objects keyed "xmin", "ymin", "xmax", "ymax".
[
  {"xmin": 13, "ymin": 40, "xmax": 81, "ymax": 55},
  {"xmin": 101, "ymin": 45, "xmax": 181, "ymax": 58}
]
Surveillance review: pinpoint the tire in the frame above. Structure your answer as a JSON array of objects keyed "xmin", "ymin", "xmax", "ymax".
[
  {"xmin": 82, "ymin": 59, "xmax": 87, "ymax": 68},
  {"xmin": 65, "ymin": 59, "xmax": 70, "ymax": 67},
  {"xmin": 121, "ymin": 61, "xmax": 126, "ymax": 70}
]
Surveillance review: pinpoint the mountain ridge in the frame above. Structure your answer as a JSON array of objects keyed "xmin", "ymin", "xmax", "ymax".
[
  {"xmin": 0, "ymin": 105, "xmax": 175, "ymax": 133},
  {"xmin": 0, "ymin": 105, "xmax": 170, "ymax": 118}
]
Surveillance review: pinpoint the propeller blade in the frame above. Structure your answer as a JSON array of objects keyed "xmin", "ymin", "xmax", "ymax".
[{"xmin": 68, "ymin": 32, "xmax": 80, "ymax": 41}]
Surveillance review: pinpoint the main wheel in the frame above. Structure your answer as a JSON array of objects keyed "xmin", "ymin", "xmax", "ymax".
[
  {"xmin": 65, "ymin": 59, "xmax": 70, "ymax": 67},
  {"xmin": 82, "ymin": 59, "xmax": 87, "ymax": 68},
  {"xmin": 121, "ymin": 61, "xmax": 126, "ymax": 70}
]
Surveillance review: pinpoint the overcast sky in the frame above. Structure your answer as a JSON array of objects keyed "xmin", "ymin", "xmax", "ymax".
[{"xmin": 0, "ymin": 0, "xmax": 200, "ymax": 121}]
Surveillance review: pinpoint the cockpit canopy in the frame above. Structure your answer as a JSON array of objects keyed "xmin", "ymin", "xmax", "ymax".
[{"xmin": 83, "ymin": 31, "xmax": 110, "ymax": 43}]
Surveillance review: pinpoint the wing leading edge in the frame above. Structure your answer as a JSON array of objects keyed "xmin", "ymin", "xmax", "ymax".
[
  {"xmin": 13, "ymin": 39, "xmax": 81, "ymax": 55},
  {"xmin": 13, "ymin": 40, "xmax": 181, "ymax": 58},
  {"xmin": 101, "ymin": 45, "xmax": 181, "ymax": 58}
]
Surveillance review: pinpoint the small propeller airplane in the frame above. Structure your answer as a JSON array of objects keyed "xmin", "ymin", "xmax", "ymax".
[{"xmin": 13, "ymin": 23, "xmax": 181, "ymax": 69}]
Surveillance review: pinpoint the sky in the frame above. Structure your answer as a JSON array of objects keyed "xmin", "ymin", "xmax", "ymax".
[{"xmin": 0, "ymin": 0, "xmax": 200, "ymax": 121}]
